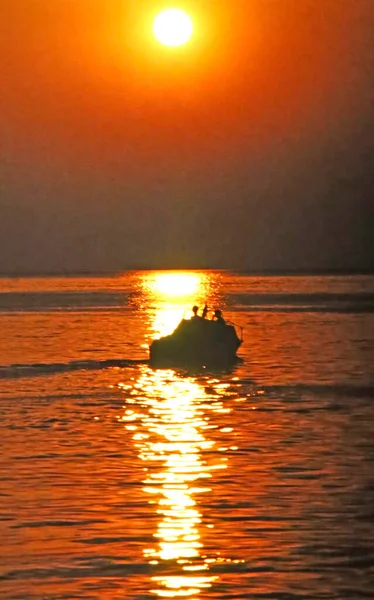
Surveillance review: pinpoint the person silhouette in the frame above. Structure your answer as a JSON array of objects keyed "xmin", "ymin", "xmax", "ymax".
[
  {"xmin": 202, "ymin": 304, "xmax": 208, "ymax": 319},
  {"xmin": 192, "ymin": 305, "xmax": 199, "ymax": 318},
  {"xmin": 212, "ymin": 308, "xmax": 226, "ymax": 325}
]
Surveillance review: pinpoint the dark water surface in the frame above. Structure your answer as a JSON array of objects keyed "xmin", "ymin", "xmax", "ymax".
[{"xmin": 0, "ymin": 272, "xmax": 373, "ymax": 599}]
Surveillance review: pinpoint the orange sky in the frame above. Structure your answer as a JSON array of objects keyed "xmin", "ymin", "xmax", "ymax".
[
  {"xmin": 2, "ymin": 1, "xmax": 371, "ymax": 163},
  {"xmin": 1, "ymin": 1, "xmax": 373, "ymax": 272}
]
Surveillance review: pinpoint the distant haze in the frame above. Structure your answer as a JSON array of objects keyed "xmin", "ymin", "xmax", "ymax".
[{"xmin": 1, "ymin": 0, "xmax": 373, "ymax": 273}]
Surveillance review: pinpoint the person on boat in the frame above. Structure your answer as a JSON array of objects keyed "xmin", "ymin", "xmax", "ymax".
[
  {"xmin": 202, "ymin": 304, "xmax": 208, "ymax": 319},
  {"xmin": 212, "ymin": 308, "xmax": 226, "ymax": 326},
  {"xmin": 192, "ymin": 305, "xmax": 200, "ymax": 318}
]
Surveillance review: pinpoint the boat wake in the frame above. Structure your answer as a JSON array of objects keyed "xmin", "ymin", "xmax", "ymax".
[{"xmin": 0, "ymin": 358, "xmax": 148, "ymax": 380}]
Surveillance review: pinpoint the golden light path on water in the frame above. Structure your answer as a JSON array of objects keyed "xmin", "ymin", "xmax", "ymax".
[
  {"xmin": 140, "ymin": 271, "xmax": 217, "ymax": 338},
  {"xmin": 119, "ymin": 271, "xmax": 242, "ymax": 598}
]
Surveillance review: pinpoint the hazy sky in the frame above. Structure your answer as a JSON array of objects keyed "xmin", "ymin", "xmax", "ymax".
[{"xmin": 1, "ymin": 0, "xmax": 373, "ymax": 273}]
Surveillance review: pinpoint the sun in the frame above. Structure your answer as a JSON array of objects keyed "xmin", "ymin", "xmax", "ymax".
[{"xmin": 153, "ymin": 8, "xmax": 194, "ymax": 47}]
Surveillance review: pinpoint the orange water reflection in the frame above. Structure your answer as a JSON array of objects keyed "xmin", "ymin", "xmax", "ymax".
[
  {"xmin": 139, "ymin": 271, "xmax": 220, "ymax": 339},
  {"xmin": 121, "ymin": 271, "xmax": 231, "ymax": 597},
  {"xmin": 132, "ymin": 369, "xmax": 221, "ymax": 597}
]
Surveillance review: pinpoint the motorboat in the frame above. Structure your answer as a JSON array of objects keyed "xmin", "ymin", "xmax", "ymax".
[{"xmin": 149, "ymin": 315, "xmax": 243, "ymax": 367}]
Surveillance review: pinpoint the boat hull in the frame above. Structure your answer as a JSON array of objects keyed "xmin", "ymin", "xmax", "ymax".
[{"xmin": 149, "ymin": 318, "xmax": 242, "ymax": 367}]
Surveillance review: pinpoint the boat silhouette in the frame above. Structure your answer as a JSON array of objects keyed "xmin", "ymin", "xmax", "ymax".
[{"xmin": 149, "ymin": 315, "xmax": 243, "ymax": 367}]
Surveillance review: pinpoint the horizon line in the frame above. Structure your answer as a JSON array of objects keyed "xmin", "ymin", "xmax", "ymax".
[{"xmin": 1, "ymin": 267, "xmax": 373, "ymax": 278}]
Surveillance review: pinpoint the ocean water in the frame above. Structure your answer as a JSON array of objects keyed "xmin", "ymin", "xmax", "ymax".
[{"xmin": 0, "ymin": 270, "xmax": 373, "ymax": 600}]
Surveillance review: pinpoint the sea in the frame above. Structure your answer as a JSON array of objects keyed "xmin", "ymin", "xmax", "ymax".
[{"xmin": 0, "ymin": 270, "xmax": 373, "ymax": 600}]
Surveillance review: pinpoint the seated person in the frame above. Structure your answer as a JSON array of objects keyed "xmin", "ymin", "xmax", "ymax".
[
  {"xmin": 192, "ymin": 305, "xmax": 200, "ymax": 318},
  {"xmin": 212, "ymin": 308, "xmax": 226, "ymax": 325}
]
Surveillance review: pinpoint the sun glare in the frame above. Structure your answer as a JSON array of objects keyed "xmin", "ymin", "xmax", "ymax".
[
  {"xmin": 151, "ymin": 273, "xmax": 201, "ymax": 298},
  {"xmin": 140, "ymin": 272, "xmax": 206, "ymax": 337},
  {"xmin": 153, "ymin": 8, "xmax": 194, "ymax": 47}
]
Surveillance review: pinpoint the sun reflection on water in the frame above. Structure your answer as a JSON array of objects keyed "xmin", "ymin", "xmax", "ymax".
[
  {"xmin": 140, "ymin": 271, "xmax": 219, "ymax": 338},
  {"xmin": 148, "ymin": 272, "xmax": 201, "ymax": 298},
  {"xmin": 120, "ymin": 367, "xmax": 230, "ymax": 597},
  {"xmin": 118, "ymin": 270, "xmax": 238, "ymax": 597}
]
